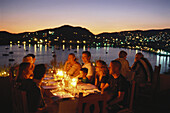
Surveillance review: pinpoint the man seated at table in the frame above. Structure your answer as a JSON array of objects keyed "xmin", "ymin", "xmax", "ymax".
[
  {"xmin": 101, "ymin": 60, "xmax": 129, "ymax": 112},
  {"xmin": 78, "ymin": 68, "xmax": 90, "ymax": 83},
  {"xmin": 18, "ymin": 64, "xmax": 46, "ymax": 112},
  {"xmin": 64, "ymin": 53, "xmax": 81, "ymax": 77},
  {"xmin": 82, "ymin": 51, "xmax": 95, "ymax": 84},
  {"xmin": 26, "ymin": 53, "xmax": 36, "ymax": 64}
]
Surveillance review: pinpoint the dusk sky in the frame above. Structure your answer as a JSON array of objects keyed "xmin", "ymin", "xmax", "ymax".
[{"xmin": 1, "ymin": 0, "xmax": 170, "ymax": 35}]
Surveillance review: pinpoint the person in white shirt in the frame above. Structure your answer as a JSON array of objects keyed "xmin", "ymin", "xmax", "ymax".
[
  {"xmin": 115, "ymin": 50, "xmax": 131, "ymax": 81},
  {"xmin": 82, "ymin": 51, "xmax": 95, "ymax": 83}
]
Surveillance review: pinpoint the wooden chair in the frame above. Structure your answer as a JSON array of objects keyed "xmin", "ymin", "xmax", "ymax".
[
  {"xmin": 11, "ymin": 84, "xmax": 46, "ymax": 113},
  {"xmin": 11, "ymin": 86, "xmax": 29, "ymax": 113},
  {"xmin": 136, "ymin": 64, "xmax": 161, "ymax": 102},
  {"xmin": 9, "ymin": 66, "xmax": 29, "ymax": 113},
  {"xmin": 78, "ymin": 93, "xmax": 107, "ymax": 113},
  {"xmin": 9, "ymin": 66, "xmax": 19, "ymax": 82},
  {"xmin": 117, "ymin": 80, "xmax": 136, "ymax": 113}
]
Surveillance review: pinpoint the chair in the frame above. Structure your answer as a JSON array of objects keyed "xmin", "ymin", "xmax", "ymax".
[
  {"xmin": 11, "ymin": 84, "xmax": 46, "ymax": 113},
  {"xmin": 9, "ymin": 66, "xmax": 19, "ymax": 82},
  {"xmin": 78, "ymin": 93, "xmax": 107, "ymax": 113},
  {"xmin": 11, "ymin": 86, "xmax": 29, "ymax": 113},
  {"xmin": 136, "ymin": 64, "xmax": 161, "ymax": 102},
  {"xmin": 117, "ymin": 80, "xmax": 136, "ymax": 113}
]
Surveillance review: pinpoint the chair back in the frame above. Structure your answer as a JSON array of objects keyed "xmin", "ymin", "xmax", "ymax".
[
  {"xmin": 11, "ymin": 86, "xmax": 29, "ymax": 113},
  {"xmin": 151, "ymin": 64, "xmax": 161, "ymax": 93},
  {"xmin": 78, "ymin": 93, "xmax": 107, "ymax": 113},
  {"xmin": 9, "ymin": 66, "xmax": 19, "ymax": 82},
  {"xmin": 118, "ymin": 80, "xmax": 136, "ymax": 113},
  {"xmin": 129, "ymin": 80, "xmax": 136, "ymax": 111}
]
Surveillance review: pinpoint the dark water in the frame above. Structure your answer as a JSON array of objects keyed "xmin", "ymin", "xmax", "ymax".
[{"xmin": 0, "ymin": 44, "xmax": 169, "ymax": 74}]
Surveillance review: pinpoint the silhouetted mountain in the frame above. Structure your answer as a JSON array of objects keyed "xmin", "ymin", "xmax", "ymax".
[
  {"xmin": 0, "ymin": 25, "xmax": 169, "ymax": 52},
  {"xmin": 0, "ymin": 25, "xmax": 95, "ymax": 45}
]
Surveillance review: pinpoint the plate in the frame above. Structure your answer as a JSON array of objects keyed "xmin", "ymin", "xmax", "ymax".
[
  {"xmin": 42, "ymin": 85, "xmax": 59, "ymax": 89},
  {"xmin": 77, "ymin": 83, "xmax": 97, "ymax": 90},
  {"xmin": 44, "ymin": 77, "xmax": 54, "ymax": 80}
]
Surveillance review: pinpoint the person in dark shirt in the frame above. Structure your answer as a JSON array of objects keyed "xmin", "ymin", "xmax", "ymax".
[
  {"xmin": 102, "ymin": 60, "xmax": 129, "ymax": 112},
  {"xmin": 95, "ymin": 60, "xmax": 109, "ymax": 90},
  {"xmin": 78, "ymin": 68, "xmax": 90, "ymax": 83},
  {"xmin": 19, "ymin": 64, "xmax": 46, "ymax": 112}
]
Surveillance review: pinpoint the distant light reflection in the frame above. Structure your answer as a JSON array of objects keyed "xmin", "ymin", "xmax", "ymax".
[
  {"xmin": 156, "ymin": 55, "xmax": 160, "ymax": 66},
  {"xmin": 34, "ymin": 44, "xmax": 37, "ymax": 53},
  {"xmin": 45, "ymin": 45, "xmax": 47, "ymax": 52},
  {"xmin": 40, "ymin": 44, "xmax": 42, "ymax": 53},
  {"xmin": 24, "ymin": 44, "xmax": 26, "ymax": 50},
  {"xmin": 83, "ymin": 45, "xmax": 86, "ymax": 51},
  {"xmin": 10, "ymin": 44, "xmax": 12, "ymax": 48},
  {"xmin": 70, "ymin": 45, "xmax": 72, "ymax": 49},
  {"xmin": 136, "ymin": 50, "xmax": 138, "ymax": 53},
  {"xmin": 107, "ymin": 47, "xmax": 109, "ymax": 51},
  {"xmin": 77, "ymin": 45, "xmax": 79, "ymax": 52},
  {"xmin": 62, "ymin": 45, "xmax": 65, "ymax": 50},
  {"xmin": 52, "ymin": 46, "xmax": 54, "ymax": 52}
]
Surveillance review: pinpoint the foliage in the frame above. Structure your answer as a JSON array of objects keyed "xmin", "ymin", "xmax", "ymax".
[{"xmin": 0, "ymin": 63, "xmax": 18, "ymax": 77}]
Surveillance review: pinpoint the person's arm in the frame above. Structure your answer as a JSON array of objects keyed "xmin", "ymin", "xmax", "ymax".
[
  {"xmin": 100, "ymin": 75, "xmax": 109, "ymax": 89},
  {"xmin": 86, "ymin": 66, "xmax": 94, "ymax": 80},
  {"xmin": 126, "ymin": 60, "xmax": 132, "ymax": 70},
  {"xmin": 131, "ymin": 61, "xmax": 138, "ymax": 71},
  {"xmin": 109, "ymin": 91, "xmax": 125, "ymax": 105},
  {"xmin": 95, "ymin": 73, "xmax": 98, "ymax": 86},
  {"xmin": 64, "ymin": 61, "xmax": 72, "ymax": 72},
  {"xmin": 101, "ymin": 83, "xmax": 109, "ymax": 94},
  {"xmin": 100, "ymin": 83, "xmax": 105, "ymax": 89},
  {"xmin": 67, "ymin": 63, "xmax": 81, "ymax": 76}
]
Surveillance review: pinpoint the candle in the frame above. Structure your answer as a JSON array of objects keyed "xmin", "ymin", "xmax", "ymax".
[
  {"xmin": 57, "ymin": 70, "xmax": 64, "ymax": 78},
  {"xmin": 71, "ymin": 78, "xmax": 78, "ymax": 87}
]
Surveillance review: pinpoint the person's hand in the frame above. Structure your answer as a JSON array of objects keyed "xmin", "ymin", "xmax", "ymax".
[
  {"xmin": 101, "ymin": 88, "xmax": 104, "ymax": 94},
  {"xmin": 65, "ymin": 60, "xmax": 70, "ymax": 65}
]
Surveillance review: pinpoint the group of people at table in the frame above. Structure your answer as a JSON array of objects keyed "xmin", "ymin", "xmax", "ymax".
[{"xmin": 12, "ymin": 50, "xmax": 153, "ymax": 113}]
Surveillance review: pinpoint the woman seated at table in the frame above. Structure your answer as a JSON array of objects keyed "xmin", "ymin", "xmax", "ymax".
[
  {"xmin": 18, "ymin": 64, "xmax": 47, "ymax": 112},
  {"xmin": 15, "ymin": 62, "xmax": 34, "ymax": 82},
  {"xmin": 64, "ymin": 53, "xmax": 81, "ymax": 77},
  {"xmin": 95, "ymin": 60, "xmax": 109, "ymax": 90}
]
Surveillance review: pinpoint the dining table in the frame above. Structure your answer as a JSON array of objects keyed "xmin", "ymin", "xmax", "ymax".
[{"xmin": 41, "ymin": 72, "xmax": 101, "ymax": 113}]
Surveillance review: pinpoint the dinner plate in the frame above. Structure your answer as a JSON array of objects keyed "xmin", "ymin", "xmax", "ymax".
[
  {"xmin": 42, "ymin": 85, "xmax": 59, "ymax": 89},
  {"xmin": 44, "ymin": 77, "xmax": 54, "ymax": 80},
  {"xmin": 77, "ymin": 83, "xmax": 97, "ymax": 90}
]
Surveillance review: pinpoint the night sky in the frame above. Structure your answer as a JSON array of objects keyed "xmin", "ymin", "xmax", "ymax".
[{"xmin": 1, "ymin": 0, "xmax": 170, "ymax": 34}]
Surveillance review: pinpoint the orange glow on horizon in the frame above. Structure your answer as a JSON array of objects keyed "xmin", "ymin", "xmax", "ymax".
[{"xmin": 1, "ymin": 24, "xmax": 170, "ymax": 35}]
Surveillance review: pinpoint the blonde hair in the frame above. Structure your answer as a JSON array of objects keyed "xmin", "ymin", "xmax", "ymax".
[{"xmin": 96, "ymin": 60, "xmax": 108, "ymax": 75}]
